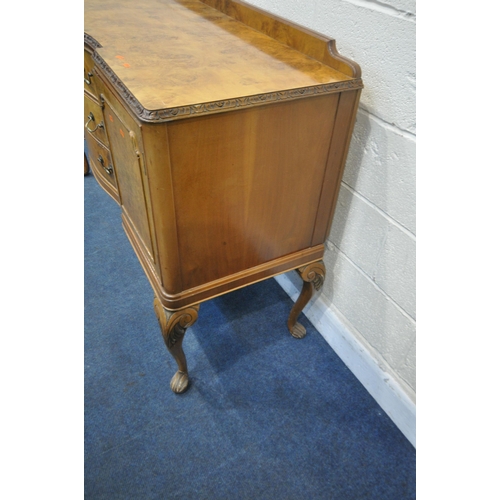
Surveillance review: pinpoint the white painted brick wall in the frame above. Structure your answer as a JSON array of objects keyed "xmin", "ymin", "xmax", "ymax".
[
  {"xmin": 344, "ymin": 109, "xmax": 416, "ymax": 234},
  {"xmin": 322, "ymin": 247, "xmax": 416, "ymax": 392},
  {"xmin": 247, "ymin": 0, "xmax": 416, "ymax": 132},
  {"xmin": 246, "ymin": 0, "xmax": 416, "ymax": 401}
]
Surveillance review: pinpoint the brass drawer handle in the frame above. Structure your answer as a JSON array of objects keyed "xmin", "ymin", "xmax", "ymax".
[
  {"xmin": 97, "ymin": 155, "xmax": 113, "ymax": 175},
  {"xmin": 85, "ymin": 112, "xmax": 104, "ymax": 133},
  {"xmin": 84, "ymin": 71, "xmax": 93, "ymax": 85}
]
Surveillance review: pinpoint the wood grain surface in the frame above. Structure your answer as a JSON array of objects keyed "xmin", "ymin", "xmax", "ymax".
[
  {"xmin": 84, "ymin": 0, "xmax": 362, "ymax": 311},
  {"xmin": 84, "ymin": 0, "xmax": 358, "ymax": 114}
]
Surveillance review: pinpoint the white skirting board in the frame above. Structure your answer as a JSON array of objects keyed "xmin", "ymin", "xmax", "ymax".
[{"xmin": 275, "ymin": 274, "xmax": 416, "ymax": 448}]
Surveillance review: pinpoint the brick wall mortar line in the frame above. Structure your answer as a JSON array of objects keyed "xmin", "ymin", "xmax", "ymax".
[
  {"xmin": 328, "ymin": 241, "xmax": 417, "ymax": 322},
  {"xmin": 339, "ymin": 181, "xmax": 416, "ymax": 239},
  {"xmin": 341, "ymin": 0, "xmax": 416, "ymax": 22},
  {"xmin": 358, "ymin": 107, "xmax": 417, "ymax": 140},
  {"xmin": 324, "ymin": 298, "xmax": 417, "ymax": 396}
]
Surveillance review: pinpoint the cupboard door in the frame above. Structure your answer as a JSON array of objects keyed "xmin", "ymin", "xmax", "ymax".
[{"xmin": 102, "ymin": 101, "xmax": 155, "ymax": 262}]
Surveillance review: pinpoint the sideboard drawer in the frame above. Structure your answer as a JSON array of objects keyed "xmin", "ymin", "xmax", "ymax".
[
  {"xmin": 84, "ymin": 50, "xmax": 98, "ymax": 98},
  {"xmin": 84, "ymin": 94, "xmax": 109, "ymax": 147},
  {"xmin": 85, "ymin": 133, "xmax": 118, "ymax": 191}
]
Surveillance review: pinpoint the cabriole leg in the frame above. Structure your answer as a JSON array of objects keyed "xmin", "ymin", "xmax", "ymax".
[
  {"xmin": 153, "ymin": 298, "xmax": 200, "ymax": 394},
  {"xmin": 84, "ymin": 152, "xmax": 90, "ymax": 175},
  {"xmin": 287, "ymin": 260, "xmax": 326, "ymax": 339}
]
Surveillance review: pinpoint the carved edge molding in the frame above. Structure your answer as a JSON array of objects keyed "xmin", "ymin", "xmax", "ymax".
[
  {"xmin": 84, "ymin": 33, "xmax": 102, "ymax": 49},
  {"xmin": 91, "ymin": 51, "xmax": 363, "ymax": 123}
]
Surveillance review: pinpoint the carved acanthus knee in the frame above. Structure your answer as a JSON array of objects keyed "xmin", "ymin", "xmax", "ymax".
[
  {"xmin": 153, "ymin": 297, "xmax": 200, "ymax": 394},
  {"xmin": 297, "ymin": 261, "xmax": 326, "ymax": 291}
]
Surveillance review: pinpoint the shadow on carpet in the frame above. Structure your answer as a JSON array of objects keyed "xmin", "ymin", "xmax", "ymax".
[{"xmin": 84, "ymin": 171, "xmax": 416, "ymax": 499}]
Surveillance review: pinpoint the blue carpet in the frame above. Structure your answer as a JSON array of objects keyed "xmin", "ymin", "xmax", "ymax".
[{"xmin": 85, "ymin": 170, "xmax": 416, "ymax": 499}]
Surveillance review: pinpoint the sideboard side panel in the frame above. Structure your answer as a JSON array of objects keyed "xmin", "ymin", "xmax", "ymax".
[
  {"xmin": 167, "ymin": 94, "xmax": 339, "ymax": 290},
  {"xmin": 311, "ymin": 89, "xmax": 362, "ymax": 245}
]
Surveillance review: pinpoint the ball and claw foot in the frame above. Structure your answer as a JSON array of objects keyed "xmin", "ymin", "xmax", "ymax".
[
  {"xmin": 170, "ymin": 370, "xmax": 189, "ymax": 394},
  {"xmin": 84, "ymin": 152, "xmax": 90, "ymax": 176},
  {"xmin": 287, "ymin": 260, "xmax": 326, "ymax": 339},
  {"xmin": 290, "ymin": 322, "xmax": 307, "ymax": 339}
]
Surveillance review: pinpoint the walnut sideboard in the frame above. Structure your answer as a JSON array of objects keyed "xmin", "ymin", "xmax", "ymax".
[{"xmin": 84, "ymin": 0, "xmax": 363, "ymax": 393}]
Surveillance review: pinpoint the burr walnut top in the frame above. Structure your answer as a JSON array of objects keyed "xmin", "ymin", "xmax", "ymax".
[{"xmin": 84, "ymin": 0, "xmax": 358, "ymax": 112}]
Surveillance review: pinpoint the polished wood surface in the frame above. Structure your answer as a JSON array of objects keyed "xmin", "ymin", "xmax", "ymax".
[
  {"xmin": 168, "ymin": 94, "xmax": 337, "ymax": 290},
  {"xmin": 200, "ymin": 0, "xmax": 361, "ymax": 78},
  {"xmin": 84, "ymin": 0, "xmax": 357, "ymax": 115},
  {"xmin": 84, "ymin": 0, "xmax": 362, "ymax": 392}
]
